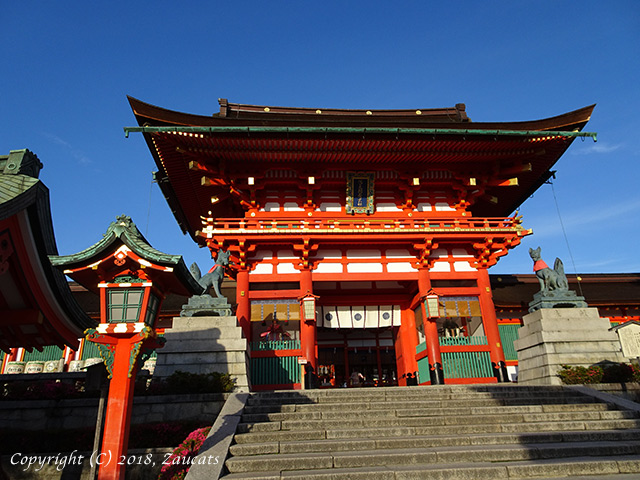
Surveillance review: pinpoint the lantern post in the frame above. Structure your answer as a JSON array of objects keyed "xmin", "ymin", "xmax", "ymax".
[
  {"xmin": 421, "ymin": 289, "xmax": 445, "ymax": 385},
  {"xmin": 50, "ymin": 216, "xmax": 203, "ymax": 480},
  {"xmin": 299, "ymin": 291, "xmax": 319, "ymax": 388}
]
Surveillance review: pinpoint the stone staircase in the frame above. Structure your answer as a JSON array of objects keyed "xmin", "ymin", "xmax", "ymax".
[{"xmin": 219, "ymin": 385, "xmax": 640, "ymax": 479}]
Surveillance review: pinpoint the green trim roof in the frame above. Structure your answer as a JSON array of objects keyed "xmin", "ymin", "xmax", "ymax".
[
  {"xmin": 49, "ymin": 215, "xmax": 204, "ymax": 296},
  {"xmin": 50, "ymin": 215, "xmax": 184, "ymax": 268}
]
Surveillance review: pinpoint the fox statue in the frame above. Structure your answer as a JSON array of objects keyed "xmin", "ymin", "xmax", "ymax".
[
  {"xmin": 529, "ymin": 246, "xmax": 569, "ymax": 294},
  {"xmin": 190, "ymin": 250, "xmax": 231, "ymax": 299}
]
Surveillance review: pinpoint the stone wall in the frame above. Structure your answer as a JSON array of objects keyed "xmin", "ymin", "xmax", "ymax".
[
  {"xmin": 582, "ymin": 382, "xmax": 640, "ymax": 404},
  {"xmin": 0, "ymin": 392, "xmax": 228, "ymax": 431}
]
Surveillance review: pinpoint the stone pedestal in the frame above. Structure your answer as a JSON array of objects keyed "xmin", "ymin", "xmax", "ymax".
[
  {"xmin": 515, "ymin": 307, "xmax": 625, "ymax": 385},
  {"xmin": 181, "ymin": 295, "xmax": 233, "ymax": 317},
  {"xmin": 154, "ymin": 316, "xmax": 250, "ymax": 392},
  {"xmin": 528, "ymin": 290, "xmax": 587, "ymax": 313}
]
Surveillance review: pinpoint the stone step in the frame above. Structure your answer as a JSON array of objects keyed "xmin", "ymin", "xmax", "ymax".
[
  {"xmin": 224, "ymin": 443, "xmax": 640, "ymax": 474},
  {"xmin": 237, "ymin": 410, "xmax": 637, "ymax": 434},
  {"xmin": 240, "ymin": 403, "xmax": 620, "ymax": 424},
  {"xmin": 232, "ymin": 418, "xmax": 640, "ymax": 444},
  {"xmin": 219, "ymin": 386, "xmax": 640, "ymax": 479},
  {"xmin": 229, "ymin": 429, "xmax": 640, "ymax": 457},
  {"xmin": 242, "ymin": 396, "xmax": 597, "ymax": 414},
  {"xmin": 246, "ymin": 389, "xmax": 588, "ymax": 405},
  {"xmin": 220, "ymin": 456, "xmax": 640, "ymax": 479}
]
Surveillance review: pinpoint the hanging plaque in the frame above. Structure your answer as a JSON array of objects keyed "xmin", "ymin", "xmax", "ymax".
[{"xmin": 346, "ymin": 172, "xmax": 375, "ymax": 214}]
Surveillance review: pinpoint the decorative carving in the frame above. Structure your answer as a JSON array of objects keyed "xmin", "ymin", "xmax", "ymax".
[
  {"xmin": 127, "ymin": 327, "xmax": 161, "ymax": 378},
  {"xmin": 113, "ymin": 273, "xmax": 143, "ymax": 284},
  {"xmin": 528, "ymin": 246, "xmax": 587, "ymax": 312},
  {"xmin": 85, "ymin": 329, "xmax": 116, "ymax": 378},
  {"xmin": 110, "ymin": 215, "xmax": 135, "ymax": 235}
]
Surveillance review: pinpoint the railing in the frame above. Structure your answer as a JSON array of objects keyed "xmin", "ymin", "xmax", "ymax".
[
  {"xmin": 250, "ymin": 340, "xmax": 301, "ymax": 351},
  {"xmin": 439, "ymin": 336, "xmax": 488, "ymax": 347},
  {"xmin": 498, "ymin": 324, "xmax": 520, "ymax": 361},
  {"xmin": 442, "ymin": 351, "xmax": 494, "ymax": 378},
  {"xmin": 250, "ymin": 356, "xmax": 301, "ymax": 385},
  {"xmin": 416, "ymin": 336, "xmax": 494, "ymax": 381},
  {"xmin": 439, "ymin": 336, "xmax": 492, "ymax": 378},
  {"xmin": 200, "ymin": 216, "xmax": 526, "ymax": 237}
]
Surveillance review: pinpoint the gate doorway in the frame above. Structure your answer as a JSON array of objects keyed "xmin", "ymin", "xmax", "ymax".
[{"xmin": 317, "ymin": 328, "xmax": 397, "ymax": 387}]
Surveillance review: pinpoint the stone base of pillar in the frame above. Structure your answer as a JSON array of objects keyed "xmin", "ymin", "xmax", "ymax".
[
  {"xmin": 515, "ymin": 308, "xmax": 624, "ymax": 385},
  {"xmin": 154, "ymin": 316, "xmax": 250, "ymax": 392},
  {"xmin": 430, "ymin": 363, "xmax": 444, "ymax": 385}
]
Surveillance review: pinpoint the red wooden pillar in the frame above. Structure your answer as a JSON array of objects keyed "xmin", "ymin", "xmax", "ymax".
[
  {"xmin": 88, "ymin": 329, "xmax": 164, "ymax": 480},
  {"xmin": 98, "ymin": 339, "xmax": 138, "ymax": 480},
  {"xmin": 477, "ymin": 268, "xmax": 508, "ymax": 382},
  {"xmin": 235, "ymin": 269, "xmax": 251, "ymax": 341},
  {"xmin": 299, "ymin": 268, "xmax": 317, "ymax": 382},
  {"xmin": 398, "ymin": 306, "xmax": 419, "ymax": 385},
  {"xmin": 6, "ymin": 348, "xmax": 19, "ymax": 363},
  {"xmin": 418, "ymin": 268, "xmax": 444, "ymax": 384}
]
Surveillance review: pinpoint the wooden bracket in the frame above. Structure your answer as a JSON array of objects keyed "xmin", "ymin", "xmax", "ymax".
[
  {"xmin": 293, "ymin": 238, "xmax": 319, "ymax": 270},
  {"xmin": 412, "ymin": 238, "xmax": 439, "ymax": 269}
]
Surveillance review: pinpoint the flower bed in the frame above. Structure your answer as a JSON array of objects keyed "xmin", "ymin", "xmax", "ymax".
[
  {"xmin": 158, "ymin": 426, "xmax": 212, "ymax": 480},
  {"xmin": 557, "ymin": 362, "xmax": 640, "ymax": 385}
]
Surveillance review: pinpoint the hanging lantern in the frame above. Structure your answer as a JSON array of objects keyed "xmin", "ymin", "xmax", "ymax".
[
  {"xmin": 424, "ymin": 291, "xmax": 440, "ymax": 318},
  {"xmin": 299, "ymin": 292, "xmax": 319, "ymax": 324}
]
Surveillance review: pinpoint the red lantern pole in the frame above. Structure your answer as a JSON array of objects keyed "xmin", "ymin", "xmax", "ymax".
[{"xmin": 87, "ymin": 328, "xmax": 163, "ymax": 480}]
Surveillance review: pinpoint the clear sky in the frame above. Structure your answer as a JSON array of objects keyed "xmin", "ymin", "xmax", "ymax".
[{"xmin": 2, "ymin": 2, "xmax": 639, "ymax": 275}]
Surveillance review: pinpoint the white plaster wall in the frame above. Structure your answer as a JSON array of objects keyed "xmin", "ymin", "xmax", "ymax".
[
  {"xmin": 252, "ymin": 264, "xmax": 273, "ymax": 274},
  {"xmin": 276, "ymin": 263, "xmax": 297, "ymax": 274},
  {"xmin": 453, "ymin": 261, "xmax": 476, "ymax": 272},
  {"xmin": 314, "ymin": 263, "xmax": 343, "ymax": 273},
  {"xmin": 430, "ymin": 262, "xmax": 451, "ymax": 272},
  {"xmin": 346, "ymin": 249, "xmax": 381, "ymax": 259},
  {"xmin": 347, "ymin": 263, "xmax": 383, "ymax": 273},
  {"xmin": 387, "ymin": 262, "xmax": 417, "ymax": 272}
]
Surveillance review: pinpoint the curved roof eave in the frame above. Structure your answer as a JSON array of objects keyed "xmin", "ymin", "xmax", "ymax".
[
  {"xmin": 49, "ymin": 216, "xmax": 183, "ymax": 269},
  {"xmin": 128, "ymin": 96, "xmax": 595, "ymax": 132},
  {"xmin": 1, "ymin": 174, "xmax": 95, "ymax": 346},
  {"xmin": 49, "ymin": 215, "xmax": 205, "ymax": 297}
]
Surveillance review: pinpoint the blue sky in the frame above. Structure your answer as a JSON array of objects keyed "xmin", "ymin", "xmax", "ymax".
[{"xmin": 2, "ymin": 2, "xmax": 639, "ymax": 275}]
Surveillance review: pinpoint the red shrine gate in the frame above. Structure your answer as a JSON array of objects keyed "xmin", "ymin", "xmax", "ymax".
[{"xmin": 128, "ymin": 97, "xmax": 595, "ymax": 388}]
